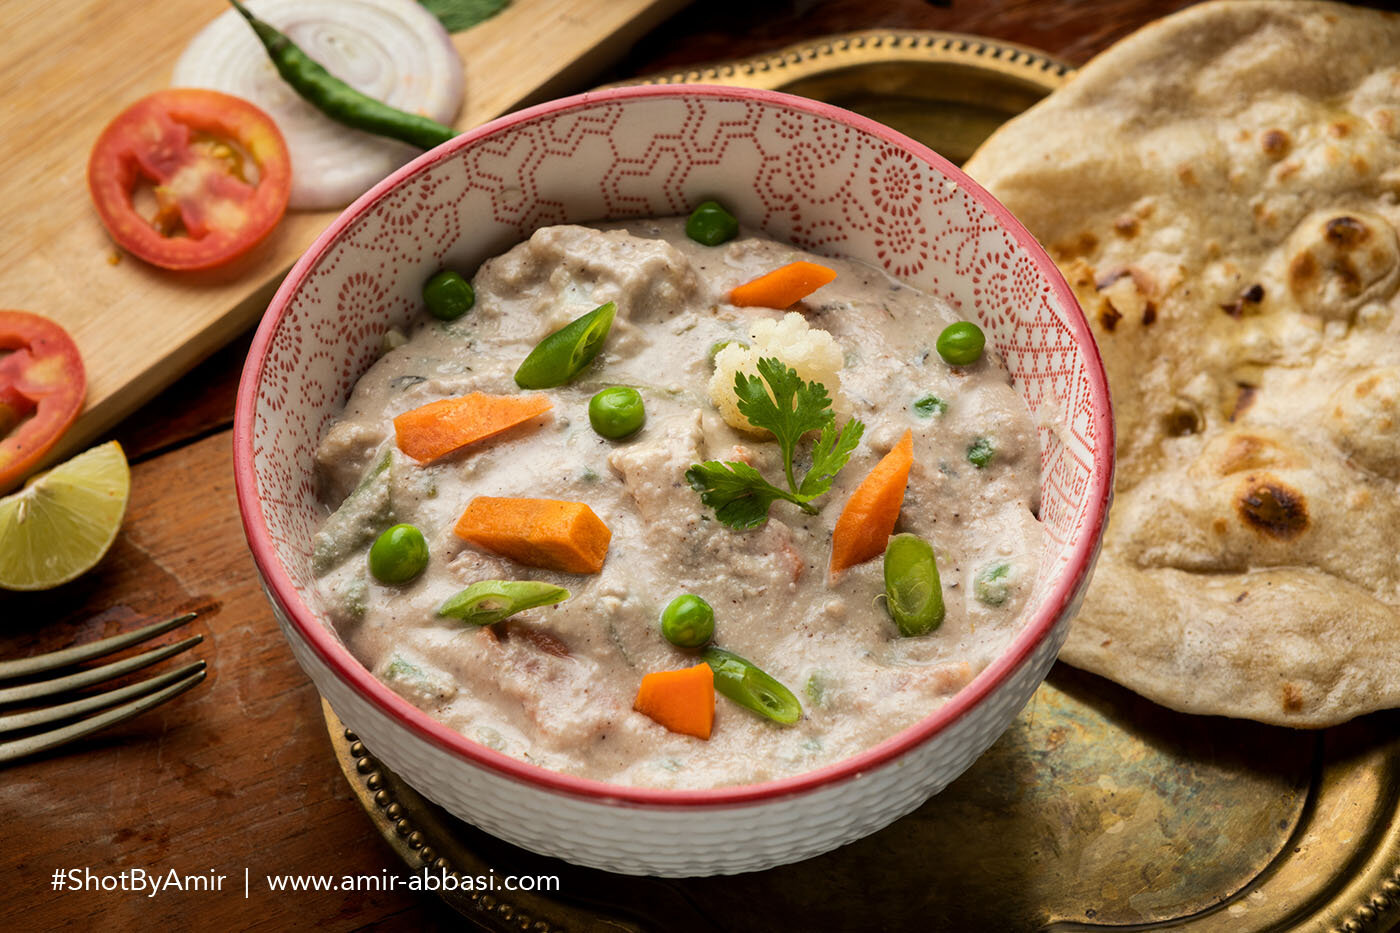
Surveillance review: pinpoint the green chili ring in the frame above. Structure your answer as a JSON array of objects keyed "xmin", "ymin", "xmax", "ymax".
[
  {"xmin": 702, "ymin": 646, "xmax": 802, "ymax": 725},
  {"xmin": 514, "ymin": 301, "xmax": 618, "ymax": 389},
  {"xmin": 438, "ymin": 580, "xmax": 570, "ymax": 625}
]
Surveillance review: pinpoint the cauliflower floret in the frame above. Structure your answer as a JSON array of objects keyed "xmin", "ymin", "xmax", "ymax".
[{"xmin": 709, "ymin": 312, "xmax": 851, "ymax": 434}]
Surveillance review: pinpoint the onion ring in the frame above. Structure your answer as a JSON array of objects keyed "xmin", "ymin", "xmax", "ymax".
[{"xmin": 173, "ymin": 0, "xmax": 463, "ymax": 210}]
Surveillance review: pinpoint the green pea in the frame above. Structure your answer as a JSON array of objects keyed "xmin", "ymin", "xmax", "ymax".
[
  {"xmin": 966, "ymin": 436, "xmax": 996, "ymax": 469},
  {"xmin": 514, "ymin": 301, "xmax": 617, "ymax": 389},
  {"xmin": 685, "ymin": 200, "xmax": 739, "ymax": 246},
  {"xmin": 883, "ymin": 533, "xmax": 945, "ymax": 636},
  {"xmin": 974, "ymin": 562, "xmax": 1013, "ymax": 607},
  {"xmin": 913, "ymin": 394, "xmax": 947, "ymax": 418},
  {"xmin": 589, "ymin": 386, "xmax": 646, "ymax": 439},
  {"xmin": 423, "ymin": 270, "xmax": 475, "ymax": 321},
  {"xmin": 437, "ymin": 580, "xmax": 571, "ymax": 625},
  {"xmin": 702, "ymin": 646, "xmax": 802, "ymax": 726},
  {"xmin": 936, "ymin": 321, "xmax": 985, "ymax": 366},
  {"xmin": 660, "ymin": 594, "xmax": 714, "ymax": 647},
  {"xmin": 368, "ymin": 523, "xmax": 429, "ymax": 585}
]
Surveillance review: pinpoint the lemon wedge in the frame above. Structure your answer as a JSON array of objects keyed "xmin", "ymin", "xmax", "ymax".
[{"xmin": 0, "ymin": 440, "xmax": 130, "ymax": 591}]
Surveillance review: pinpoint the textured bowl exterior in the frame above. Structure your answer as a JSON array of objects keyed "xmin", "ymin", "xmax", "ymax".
[{"xmin": 235, "ymin": 86, "xmax": 1113, "ymax": 876}]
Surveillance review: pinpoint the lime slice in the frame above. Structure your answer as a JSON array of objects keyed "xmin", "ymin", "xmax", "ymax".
[{"xmin": 0, "ymin": 440, "xmax": 130, "ymax": 591}]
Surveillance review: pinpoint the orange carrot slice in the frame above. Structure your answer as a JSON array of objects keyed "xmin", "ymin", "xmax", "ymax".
[
  {"xmin": 729, "ymin": 261, "xmax": 837, "ymax": 308},
  {"xmin": 454, "ymin": 496, "xmax": 611, "ymax": 574},
  {"xmin": 829, "ymin": 429, "xmax": 914, "ymax": 574},
  {"xmin": 634, "ymin": 662, "xmax": 715, "ymax": 739},
  {"xmin": 394, "ymin": 392, "xmax": 552, "ymax": 463}
]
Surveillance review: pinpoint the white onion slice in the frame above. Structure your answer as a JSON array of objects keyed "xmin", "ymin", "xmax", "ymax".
[{"xmin": 172, "ymin": 0, "xmax": 464, "ymax": 210}]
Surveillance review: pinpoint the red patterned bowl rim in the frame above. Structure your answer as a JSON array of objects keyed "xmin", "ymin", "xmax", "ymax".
[{"xmin": 234, "ymin": 84, "xmax": 1114, "ymax": 810}]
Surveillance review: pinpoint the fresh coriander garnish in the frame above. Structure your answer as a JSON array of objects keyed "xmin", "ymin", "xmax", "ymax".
[{"xmin": 686, "ymin": 357, "xmax": 864, "ymax": 529}]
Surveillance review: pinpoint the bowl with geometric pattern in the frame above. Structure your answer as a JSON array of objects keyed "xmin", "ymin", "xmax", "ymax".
[{"xmin": 234, "ymin": 85, "xmax": 1113, "ymax": 876}]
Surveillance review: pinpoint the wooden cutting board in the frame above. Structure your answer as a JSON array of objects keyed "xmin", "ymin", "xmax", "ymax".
[{"xmin": 0, "ymin": 0, "xmax": 686, "ymax": 469}]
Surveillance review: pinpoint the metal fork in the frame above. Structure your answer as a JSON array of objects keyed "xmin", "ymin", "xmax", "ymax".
[{"xmin": 0, "ymin": 612, "xmax": 206, "ymax": 764}]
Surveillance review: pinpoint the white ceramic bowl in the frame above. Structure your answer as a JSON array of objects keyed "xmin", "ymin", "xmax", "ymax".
[{"xmin": 234, "ymin": 85, "xmax": 1113, "ymax": 877}]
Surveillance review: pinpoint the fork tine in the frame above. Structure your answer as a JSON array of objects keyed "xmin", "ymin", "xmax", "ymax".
[
  {"xmin": 0, "ymin": 612, "xmax": 199, "ymax": 682},
  {"xmin": 0, "ymin": 661, "xmax": 207, "ymax": 734},
  {"xmin": 0, "ymin": 667, "xmax": 206, "ymax": 764},
  {"xmin": 0, "ymin": 635, "xmax": 203, "ymax": 707}
]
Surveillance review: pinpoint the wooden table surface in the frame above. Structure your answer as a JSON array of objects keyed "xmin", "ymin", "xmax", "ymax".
[{"xmin": 1, "ymin": 2, "xmax": 1199, "ymax": 930}]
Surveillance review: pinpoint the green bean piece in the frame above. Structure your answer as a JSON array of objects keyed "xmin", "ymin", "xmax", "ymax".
[
  {"xmin": 423, "ymin": 270, "xmax": 475, "ymax": 321},
  {"xmin": 230, "ymin": 1, "xmax": 456, "ymax": 151},
  {"xmin": 437, "ymin": 580, "xmax": 570, "ymax": 625},
  {"xmin": 702, "ymin": 647, "xmax": 802, "ymax": 725},
  {"xmin": 659, "ymin": 594, "xmax": 714, "ymax": 648},
  {"xmin": 936, "ymin": 321, "xmax": 986, "ymax": 366},
  {"xmin": 685, "ymin": 200, "xmax": 739, "ymax": 246},
  {"xmin": 883, "ymin": 533, "xmax": 945, "ymax": 636},
  {"xmin": 966, "ymin": 436, "xmax": 996, "ymax": 469},
  {"xmin": 589, "ymin": 386, "xmax": 646, "ymax": 439},
  {"xmin": 974, "ymin": 562, "xmax": 1013, "ymax": 607},
  {"xmin": 513, "ymin": 301, "xmax": 617, "ymax": 389},
  {"xmin": 913, "ymin": 394, "xmax": 947, "ymax": 418},
  {"xmin": 368, "ymin": 523, "xmax": 429, "ymax": 585}
]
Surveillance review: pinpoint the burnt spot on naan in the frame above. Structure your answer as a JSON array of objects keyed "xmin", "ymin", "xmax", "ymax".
[
  {"xmin": 1235, "ymin": 474, "xmax": 1309, "ymax": 540},
  {"xmin": 1098, "ymin": 299, "xmax": 1122, "ymax": 332},
  {"xmin": 1228, "ymin": 385, "xmax": 1258, "ymax": 422},
  {"xmin": 1260, "ymin": 129, "xmax": 1291, "ymax": 160},
  {"xmin": 1208, "ymin": 432, "xmax": 1298, "ymax": 476},
  {"xmin": 1281, "ymin": 682, "xmax": 1305, "ymax": 714},
  {"xmin": 1221, "ymin": 283, "xmax": 1265, "ymax": 318},
  {"xmin": 1161, "ymin": 404, "xmax": 1202, "ymax": 437},
  {"xmin": 1113, "ymin": 215, "xmax": 1140, "ymax": 238},
  {"xmin": 1283, "ymin": 210, "xmax": 1400, "ymax": 320},
  {"xmin": 1052, "ymin": 231, "xmax": 1100, "ymax": 262}
]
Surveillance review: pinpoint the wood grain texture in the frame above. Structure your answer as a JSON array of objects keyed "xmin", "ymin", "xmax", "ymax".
[
  {"xmin": 0, "ymin": 0, "xmax": 686, "ymax": 474},
  {"xmin": 0, "ymin": 432, "xmax": 467, "ymax": 930}
]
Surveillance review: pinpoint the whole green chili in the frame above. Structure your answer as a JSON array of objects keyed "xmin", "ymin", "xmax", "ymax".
[{"xmin": 230, "ymin": 1, "xmax": 457, "ymax": 151}]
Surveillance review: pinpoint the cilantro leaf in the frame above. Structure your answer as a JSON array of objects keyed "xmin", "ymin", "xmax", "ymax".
[
  {"xmin": 685, "ymin": 461, "xmax": 799, "ymax": 530},
  {"xmin": 734, "ymin": 358, "xmax": 835, "ymax": 490},
  {"xmin": 799, "ymin": 418, "xmax": 865, "ymax": 499},
  {"xmin": 690, "ymin": 357, "xmax": 866, "ymax": 529}
]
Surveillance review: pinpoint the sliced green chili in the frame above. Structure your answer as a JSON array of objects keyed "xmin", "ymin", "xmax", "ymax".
[
  {"xmin": 514, "ymin": 301, "xmax": 617, "ymax": 389},
  {"xmin": 437, "ymin": 580, "xmax": 570, "ymax": 625},
  {"xmin": 230, "ymin": 1, "xmax": 456, "ymax": 150},
  {"xmin": 883, "ymin": 533, "xmax": 945, "ymax": 636},
  {"xmin": 702, "ymin": 646, "xmax": 802, "ymax": 726}
]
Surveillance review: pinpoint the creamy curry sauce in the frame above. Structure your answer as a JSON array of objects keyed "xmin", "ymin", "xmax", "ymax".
[{"xmin": 311, "ymin": 218, "xmax": 1044, "ymax": 789}]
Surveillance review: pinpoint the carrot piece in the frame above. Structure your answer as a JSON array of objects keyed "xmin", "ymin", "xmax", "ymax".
[
  {"xmin": 729, "ymin": 261, "xmax": 838, "ymax": 308},
  {"xmin": 634, "ymin": 662, "xmax": 715, "ymax": 739},
  {"xmin": 829, "ymin": 429, "xmax": 914, "ymax": 574},
  {"xmin": 454, "ymin": 496, "xmax": 611, "ymax": 574},
  {"xmin": 394, "ymin": 392, "xmax": 552, "ymax": 463}
]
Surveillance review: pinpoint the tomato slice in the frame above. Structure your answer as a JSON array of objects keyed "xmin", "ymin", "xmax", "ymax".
[
  {"xmin": 87, "ymin": 88, "xmax": 292, "ymax": 271},
  {"xmin": 0, "ymin": 311, "xmax": 87, "ymax": 493}
]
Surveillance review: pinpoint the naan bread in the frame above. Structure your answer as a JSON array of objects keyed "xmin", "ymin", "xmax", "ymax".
[{"xmin": 964, "ymin": 0, "xmax": 1400, "ymax": 726}]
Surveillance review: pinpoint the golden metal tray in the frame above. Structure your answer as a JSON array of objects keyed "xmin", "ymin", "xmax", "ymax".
[{"xmin": 323, "ymin": 31, "xmax": 1400, "ymax": 933}]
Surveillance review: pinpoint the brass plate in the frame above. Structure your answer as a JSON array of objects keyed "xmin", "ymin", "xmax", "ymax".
[
  {"xmin": 323, "ymin": 32, "xmax": 1400, "ymax": 933},
  {"xmin": 602, "ymin": 29, "xmax": 1076, "ymax": 165}
]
